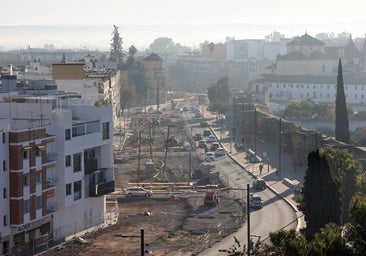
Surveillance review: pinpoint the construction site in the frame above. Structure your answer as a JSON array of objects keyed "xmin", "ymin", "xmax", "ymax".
[{"xmin": 43, "ymin": 106, "xmax": 246, "ymax": 256}]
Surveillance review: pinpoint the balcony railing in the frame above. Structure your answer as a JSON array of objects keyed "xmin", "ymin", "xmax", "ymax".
[
  {"xmin": 89, "ymin": 180, "xmax": 115, "ymax": 197},
  {"xmin": 47, "ymin": 202, "xmax": 57, "ymax": 213},
  {"xmin": 46, "ymin": 153, "xmax": 57, "ymax": 162},
  {"xmin": 45, "ymin": 178, "xmax": 57, "ymax": 188}
]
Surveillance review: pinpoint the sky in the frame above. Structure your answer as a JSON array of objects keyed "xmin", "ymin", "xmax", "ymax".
[{"xmin": 1, "ymin": 0, "xmax": 366, "ymax": 50}]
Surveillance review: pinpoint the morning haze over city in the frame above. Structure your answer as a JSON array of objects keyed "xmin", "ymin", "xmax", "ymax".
[{"xmin": 1, "ymin": 0, "xmax": 366, "ymax": 50}]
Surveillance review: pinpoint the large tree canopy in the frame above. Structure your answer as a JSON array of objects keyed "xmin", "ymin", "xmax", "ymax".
[{"xmin": 207, "ymin": 76, "xmax": 231, "ymax": 115}]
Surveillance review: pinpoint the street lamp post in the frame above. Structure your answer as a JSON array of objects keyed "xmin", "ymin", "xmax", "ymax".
[
  {"xmin": 254, "ymin": 108, "xmax": 257, "ymax": 162},
  {"xmin": 278, "ymin": 118, "xmax": 282, "ymax": 180}
]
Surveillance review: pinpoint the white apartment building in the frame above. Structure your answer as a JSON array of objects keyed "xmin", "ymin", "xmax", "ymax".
[
  {"xmin": 0, "ymin": 100, "xmax": 114, "ymax": 255},
  {"xmin": 52, "ymin": 63, "xmax": 121, "ymax": 121},
  {"xmin": 253, "ymin": 33, "xmax": 366, "ymax": 106},
  {"xmin": 253, "ymin": 74, "xmax": 366, "ymax": 105},
  {"xmin": 0, "ymin": 120, "xmax": 10, "ymax": 255}
]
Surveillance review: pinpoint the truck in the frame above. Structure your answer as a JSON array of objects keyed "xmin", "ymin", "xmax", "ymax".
[{"xmin": 204, "ymin": 184, "xmax": 220, "ymax": 206}]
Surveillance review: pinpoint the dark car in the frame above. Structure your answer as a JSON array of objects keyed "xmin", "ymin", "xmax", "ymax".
[
  {"xmin": 203, "ymin": 129, "xmax": 211, "ymax": 137},
  {"xmin": 200, "ymin": 121, "xmax": 209, "ymax": 127},
  {"xmin": 253, "ymin": 178, "xmax": 266, "ymax": 190},
  {"xmin": 194, "ymin": 133, "xmax": 203, "ymax": 141}
]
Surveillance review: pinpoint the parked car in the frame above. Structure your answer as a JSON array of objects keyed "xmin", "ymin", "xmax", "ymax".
[
  {"xmin": 215, "ymin": 147, "xmax": 225, "ymax": 157},
  {"xmin": 203, "ymin": 129, "xmax": 211, "ymax": 137},
  {"xmin": 205, "ymin": 152, "xmax": 216, "ymax": 161},
  {"xmin": 250, "ymin": 194, "xmax": 263, "ymax": 208},
  {"xmin": 194, "ymin": 133, "xmax": 203, "ymax": 141},
  {"xmin": 253, "ymin": 178, "xmax": 266, "ymax": 190},
  {"xmin": 200, "ymin": 121, "xmax": 209, "ymax": 127},
  {"xmin": 211, "ymin": 142, "xmax": 220, "ymax": 151},
  {"xmin": 198, "ymin": 140, "xmax": 207, "ymax": 149},
  {"xmin": 124, "ymin": 187, "xmax": 153, "ymax": 197},
  {"xmin": 207, "ymin": 135, "xmax": 217, "ymax": 143}
]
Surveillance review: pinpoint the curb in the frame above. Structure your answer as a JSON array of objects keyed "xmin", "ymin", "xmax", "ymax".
[
  {"xmin": 224, "ymin": 147, "xmax": 302, "ymax": 232},
  {"xmin": 204, "ymin": 116, "xmax": 303, "ymax": 232}
]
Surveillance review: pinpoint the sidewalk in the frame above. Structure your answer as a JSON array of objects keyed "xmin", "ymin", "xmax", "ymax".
[{"xmin": 205, "ymin": 115, "xmax": 305, "ymax": 230}]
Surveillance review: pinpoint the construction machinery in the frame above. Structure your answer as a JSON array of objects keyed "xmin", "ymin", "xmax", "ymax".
[{"xmin": 204, "ymin": 184, "xmax": 220, "ymax": 206}]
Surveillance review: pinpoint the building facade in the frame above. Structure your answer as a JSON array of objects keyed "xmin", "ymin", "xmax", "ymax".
[{"xmin": 0, "ymin": 100, "xmax": 114, "ymax": 255}]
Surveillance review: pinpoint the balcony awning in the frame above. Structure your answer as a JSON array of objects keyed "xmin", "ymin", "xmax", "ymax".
[
  {"xmin": 24, "ymin": 146, "xmax": 31, "ymax": 151},
  {"xmin": 37, "ymin": 145, "xmax": 46, "ymax": 150}
]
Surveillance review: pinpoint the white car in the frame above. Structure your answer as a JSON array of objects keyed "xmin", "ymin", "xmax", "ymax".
[
  {"xmin": 207, "ymin": 135, "xmax": 217, "ymax": 143},
  {"xmin": 215, "ymin": 147, "xmax": 225, "ymax": 157},
  {"xmin": 205, "ymin": 151, "xmax": 216, "ymax": 161},
  {"xmin": 250, "ymin": 194, "xmax": 263, "ymax": 208},
  {"xmin": 124, "ymin": 187, "xmax": 153, "ymax": 197}
]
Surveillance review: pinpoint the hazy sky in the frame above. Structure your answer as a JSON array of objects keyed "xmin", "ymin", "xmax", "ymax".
[{"xmin": 1, "ymin": 0, "xmax": 366, "ymax": 50}]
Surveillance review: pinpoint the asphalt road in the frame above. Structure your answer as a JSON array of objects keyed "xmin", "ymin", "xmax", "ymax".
[{"xmin": 182, "ymin": 110, "xmax": 298, "ymax": 255}]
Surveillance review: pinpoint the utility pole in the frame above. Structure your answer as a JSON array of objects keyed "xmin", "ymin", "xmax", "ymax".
[
  {"xmin": 278, "ymin": 118, "xmax": 282, "ymax": 180},
  {"xmin": 141, "ymin": 229, "xmax": 145, "ymax": 256},
  {"xmin": 138, "ymin": 130, "xmax": 141, "ymax": 184},
  {"xmin": 247, "ymin": 183, "xmax": 250, "ymax": 256},
  {"xmin": 254, "ymin": 107, "xmax": 257, "ymax": 162},
  {"xmin": 164, "ymin": 125, "xmax": 171, "ymax": 166}
]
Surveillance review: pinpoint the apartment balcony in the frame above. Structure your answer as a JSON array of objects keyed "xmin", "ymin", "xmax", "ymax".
[
  {"xmin": 47, "ymin": 202, "xmax": 57, "ymax": 213},
  {"xmin": 45, "ymin": 178, "xmax": 57, "ymax": 188},
  {"xmin": 89, "ymin": 180, "xmax": 115, "ymax": 197},
  {"xmin": 46, "ymin": 153, "xmax": 57, "ymax": 163},
  {"xmin": 84, "ymin": 158, "xmax": 98, "ymax": 175}
]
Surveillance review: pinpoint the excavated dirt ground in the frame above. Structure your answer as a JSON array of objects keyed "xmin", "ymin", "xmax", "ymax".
[{"xmin": 45, "ymin": 110, "xmax": 245, "ymax": 256}]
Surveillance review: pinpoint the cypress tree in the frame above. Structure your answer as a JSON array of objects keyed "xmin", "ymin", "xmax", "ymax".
[
  {"xmin": 301, "ymin": 150, "xmax": 342, "ymax": 240},
  {"xmin": 335, "ymin": 59, "xmax": 350, "ymax": 143},
  {"xmin": 110, "ymin": 25, "xmax": 125, "ymax": 65}
]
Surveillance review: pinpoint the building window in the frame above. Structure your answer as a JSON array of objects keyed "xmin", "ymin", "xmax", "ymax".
[
  {"xmin": 36, "ymin": 196, "xmax": 42, "ymax": 210},
  {"xmin": 322, "ymin": 65, "xmax": 325, "ymax": 72},
  {"xmin": 24, "ymin": 176, "xmax": 29, "ymax": 187},
  {"xmin": 327, "ymin": 93, "xmax": 330, "ymax": 98},
  {"xmin": 2, "ymin": 133, "xmax": 5, "ymax": 143},
  {"xmin": 24, "ymin": 199, "xmax": 30, "ymax": 214},
  {"xmin": 3, "ymin": 215, "xmax": 7, "ymax": 226},
  {"xmin": 65, "ymin": 129, "xmax": 71, "ymax": 141},
  {"xmin": 356, "ymin": 86, "xmax": 358, "ymax": 90},
  {"xmin": 362, "ymin": 95, "xmax": 364, "ymax": 99},
  {"xmin": 327, "ymin": 85, "xmax": 330, "ymax": 89},
  {"xmin": 66, "ymin": 183, "xmax": 72, "ymax": 196},
  {"xmin": 3, "ymin": 160, "xmax": 6, "ymax": 171},
  {"xmin": 355, "ymin": 94, "xmax": 358, "ymax": 99},
  {"xmin": 73, "ymin": 153, "xmax": 82, "ymax": 172},
  {"xmin": 35, "ymin": 147, "xmax": 40, "ymax": 157},
  {"xmin": 102, "ymin": 122, "xmax": 110, "ymax": 140},
  {"xmin": 36, "ymin": 173, "xmax": 41, "ymax": 184},
  {"xmin": 65, "ymin": 155, "xmax": 71, "ymax": 167},
  {"xmin": 306, "ymin": 85, "xmax": 309, "ymax": 89},
  {"xmin": 73, "ymin": 181, "xmax": 82, "ymax": 201},
  {"xmin": 23, "ymin": 150, "xmax": 29, "ymax": 159},
  {"xmin": 3, "ymin": 187, "xmax": 6, "ymax": 199}
]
